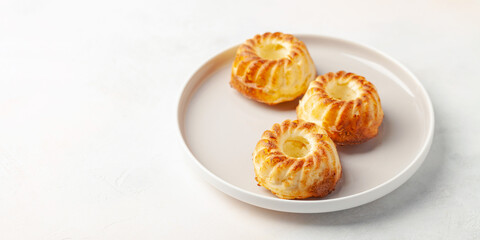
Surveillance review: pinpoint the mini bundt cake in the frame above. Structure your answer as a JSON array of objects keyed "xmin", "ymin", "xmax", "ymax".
[
  {"xmin": 230, "ymin": 32, "xmax": 316, "ymax": 105},
  {"xmin": 253, "ymin": 119, "xmax": 342, "ymax": 199},
  {"xmin": 297, "ymin": 71, "xmax": 384, "ymax": 145}
]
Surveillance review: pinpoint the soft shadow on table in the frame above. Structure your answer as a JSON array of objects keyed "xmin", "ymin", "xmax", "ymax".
[{"xmin": 212, "ymin": 109, "xmax": 447, "ymax": 226}]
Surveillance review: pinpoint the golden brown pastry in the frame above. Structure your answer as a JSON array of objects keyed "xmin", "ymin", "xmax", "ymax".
[
  {"xmin": 253, "ymin": 119, "xmax": 341, "ymax": 199},
  {"xmin": 230, "ymin": 32, "xmax": 316, "ymax": 105},
  {"xmin": 297, "ymin": 71, "xmax": 384, "ymax": 145}
]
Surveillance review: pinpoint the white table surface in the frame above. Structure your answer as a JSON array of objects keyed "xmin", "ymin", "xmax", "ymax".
[{"xmin": 1, "ymin": 0, "xmax": 479, "ymax": 239}]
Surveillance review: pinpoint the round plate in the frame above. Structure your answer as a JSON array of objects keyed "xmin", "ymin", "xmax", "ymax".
[{"xmin": 176, "ymin": 35, "xmax": 434, "ymax": 213}]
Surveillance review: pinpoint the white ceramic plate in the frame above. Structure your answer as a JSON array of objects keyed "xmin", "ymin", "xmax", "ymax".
[{"xmin": 177, "ymin": 35, "xmax": 434, "ymax": 213}]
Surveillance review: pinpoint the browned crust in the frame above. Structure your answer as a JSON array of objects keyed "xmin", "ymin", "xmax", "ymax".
[
  {"xmin": 230, "ymin": 32, "xmax": 316, "ymax": 105},
  {"xmin": 297, "ymin": 71, "xmax": 384, "ymax": 145},
  {"xmin": 253, "ymin": 119, "xmax": 342, "ymax": 199}
]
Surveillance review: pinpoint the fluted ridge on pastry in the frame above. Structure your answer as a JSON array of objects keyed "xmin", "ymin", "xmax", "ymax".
[
  {"xmin": 231, "ymin": 32, "xmax": 316, "ymax": 105},
  {"xmin": 253, "ymin": 119, "xmax": 341, "ymax": 199},
  {"xmin": 297, "ymin": 71, "xmax": 384, "ymax": 145}
]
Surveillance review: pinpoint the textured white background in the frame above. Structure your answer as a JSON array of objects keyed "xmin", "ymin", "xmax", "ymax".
[{"xmin": 1, "ymin": 0, "xmax": 479, "ymax": 239}]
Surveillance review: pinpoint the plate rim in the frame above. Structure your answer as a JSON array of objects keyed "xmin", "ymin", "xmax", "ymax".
[{"xmin": 176, "ymin": 34, "xmax": 435, "ymax": 213}]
